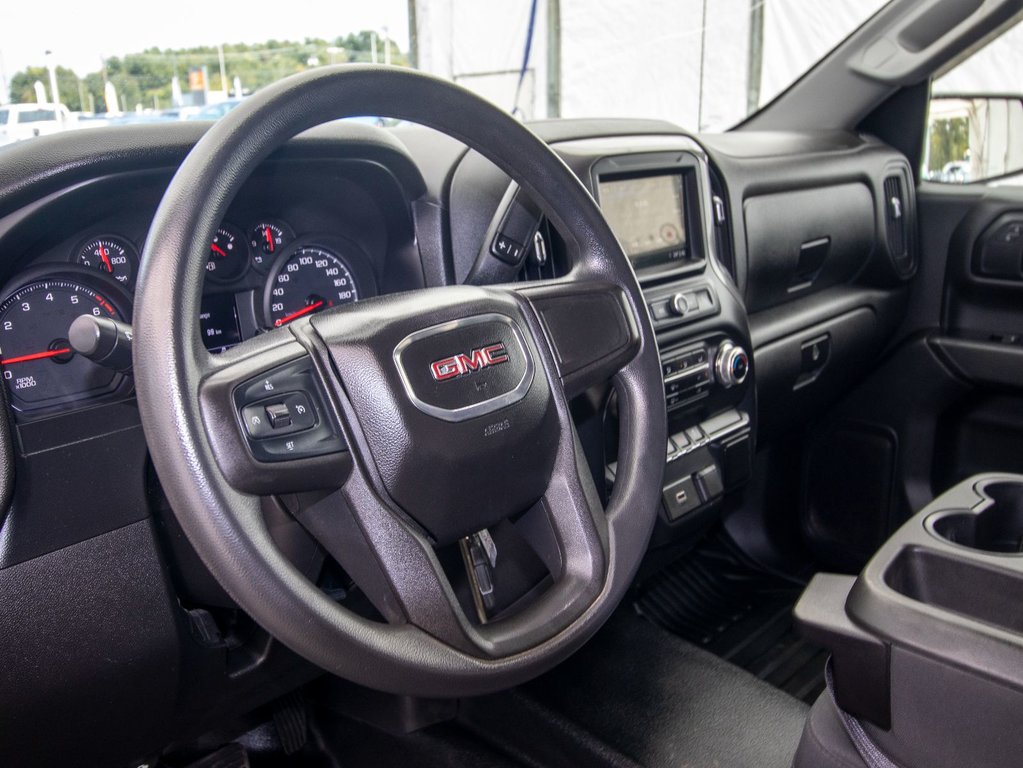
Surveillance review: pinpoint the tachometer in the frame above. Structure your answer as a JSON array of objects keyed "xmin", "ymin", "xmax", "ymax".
[
  {"xmin": 75, "ymin": 235, "xmax": 138, "ymax": 288},
  {"xmin": 0, "ymin": 278, "xmax": 127, "ymax": 410},
  {"xmin": 264, "ymin": 246, "xmax": 359, "ymax": 328}
]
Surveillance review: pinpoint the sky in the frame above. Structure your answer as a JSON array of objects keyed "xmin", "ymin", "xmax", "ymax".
[{"xmin": 0, "ymin": 0, "xmax": 410, "ymax": 82}]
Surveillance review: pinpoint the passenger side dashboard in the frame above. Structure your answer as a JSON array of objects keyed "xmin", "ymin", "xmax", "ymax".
[
  {"xmin": 701, "ymin": 131, "xmax": 916, "ymax": 441},
  {"xmin": 446, "ymin": 123, "xmax": 918, "ymax": 552}
]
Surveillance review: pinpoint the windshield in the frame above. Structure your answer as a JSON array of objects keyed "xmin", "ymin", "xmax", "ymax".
[{"xmin": 0, "ymin": 0, "xmax": 886, "ymax": 140}]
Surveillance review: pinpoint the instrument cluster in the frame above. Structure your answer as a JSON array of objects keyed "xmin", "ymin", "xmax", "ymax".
[{"xmin": 0, "ymin": 217, "xmax": 376, "ymax": 416}]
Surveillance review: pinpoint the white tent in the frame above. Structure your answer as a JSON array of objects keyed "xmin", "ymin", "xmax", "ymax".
[{"xmin": 413, "ymin": 0, "xmax": 887, "ymax": 130}]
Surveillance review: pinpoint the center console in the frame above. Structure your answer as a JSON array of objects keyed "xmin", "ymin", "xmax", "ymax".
[
  {"xmin": 461, "ymin": 132, "xmax": 757, "ymax": 546},
  {"xmin": 797, "ymin": 474, "xmax": 1023, "ymax": 767},
  {"xmin": 586, "ymin": 144, "xmax": 756, "ymax": 542}
]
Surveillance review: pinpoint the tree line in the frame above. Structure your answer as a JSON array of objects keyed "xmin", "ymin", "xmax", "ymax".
[{"xmin": 7, "ymin": 32, "xmax": 407, "ymax": 112}]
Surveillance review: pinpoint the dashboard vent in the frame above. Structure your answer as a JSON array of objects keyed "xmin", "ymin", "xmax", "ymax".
[
  {"xmin": 883, "ymin": 173, "xmax": 913, "ymax": 276},
  {"xmin": 518, "ymin": 218, "xmax": 563, "ymax": 281},
  {"xmin": 708, "ymin": 166, "xmax": 737, "ymax": 283}
]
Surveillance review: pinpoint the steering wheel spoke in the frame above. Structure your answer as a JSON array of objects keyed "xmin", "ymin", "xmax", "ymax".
[
  {"xmin": 198, "ymin": 329, "xmax": 351, "ymax": 495},
  {"xmin": 291, "ymin": 389, "xmax": 610, "ymax": 660},
  {"xmin": 292, "ymin": 475, "xmax": 481, "ymax": 654},
  {"xmin": 513, "ymin": 280, "xmax": 641, "ymax": 398}
]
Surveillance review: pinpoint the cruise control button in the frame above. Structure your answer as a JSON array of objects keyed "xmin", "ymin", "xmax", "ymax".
[
  {"xmin": 242, "ymin": 403, "xmax": 274, "ymax": 438},
  {"xmin": 240, "ymin": 391, "xmax": 318, "ymax": 439},
  {"xmin": 282, "ymin": 392, "xmax": 317, "ymax": 431},
  {"xmin": 234, "ymin": 358, "xmax": 346, "ymax": 461},
  {"xmin": 265, "ymin": 402, "xmax": 292, "ymax": 429}
]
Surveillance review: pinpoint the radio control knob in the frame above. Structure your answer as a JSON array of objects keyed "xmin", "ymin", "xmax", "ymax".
[
  {"xmin": 670, "ymin": 292, "xmax": 691, "ymax": 316},
  {"xmin": 715, "ymin": 342, "xmax": 749, "ymax": 388}
]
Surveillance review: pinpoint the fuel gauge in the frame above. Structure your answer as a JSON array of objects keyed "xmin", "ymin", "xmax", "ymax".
[{"xmin": 207, "ymin": 223, "xmax": 248, "ymax": 282}]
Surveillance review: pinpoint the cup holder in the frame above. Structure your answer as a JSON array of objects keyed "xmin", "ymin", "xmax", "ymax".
[{"xmin": 928, "ymin": 481, "xmax": 1023, "ymax": 554}]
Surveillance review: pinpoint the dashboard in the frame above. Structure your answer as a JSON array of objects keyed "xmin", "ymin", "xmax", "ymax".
[
  {"xmin": 0, "ymin": 118, "xmax": 917, "ymax": 766},
  {"xmin": 0, "ymin": 148, "xmax": 421, "ymax": 419}
]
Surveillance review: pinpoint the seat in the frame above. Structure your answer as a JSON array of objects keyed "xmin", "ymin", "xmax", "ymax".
[{"xmin": 793, "ymin": 692, "xmax": 870, "ymax": 768}]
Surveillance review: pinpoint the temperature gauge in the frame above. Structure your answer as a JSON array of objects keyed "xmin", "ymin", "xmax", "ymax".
[
  {"xmin": 249, "ymin": 220, "xmax": 293, "ymax": 272},
  {"xmin": 75, "ymin": 236, "xmax": 138, "ymax": 288}
]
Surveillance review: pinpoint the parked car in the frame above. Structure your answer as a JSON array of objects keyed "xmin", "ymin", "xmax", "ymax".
[
  {"xmin": 0, "ymin": 102, "xmax": 72, "ymax": 145},
  {"xmin": 186, "ymin": 98, "xmax": 244, "ymax": 120}
]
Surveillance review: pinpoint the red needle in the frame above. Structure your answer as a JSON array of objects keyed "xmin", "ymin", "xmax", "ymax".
[
  {"xmin": 97, "ymin": 244, "xmax": 113, "ymax": 272},
  {"xmin": 264, "ymin": 227, "xmax": 274, "ymax": 252},
  {"xmin": 210, "ymin": 243, "xmax": 228, "ymax": 258},
  {"xmin": 274, "ymin": 300, "xmax": 324, "ymax": 327},
  {"xmin": 3, "ymin": 348, "xmax": 72, "ymax": 365}
]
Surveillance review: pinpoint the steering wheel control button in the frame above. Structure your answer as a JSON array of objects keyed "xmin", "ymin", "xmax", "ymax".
[
  {"xmin": 393, "ymin": 313, "xmax": 534, "ymax": 422},
  {"xmin": 242, "ymin": 403, "xmax": 274, "ymax": 437},
  {"xmin": 264, "ymin": 402, "xmax": 292, "ymax": 429},
  {"xmin": 234, "ymin": 358, "xmax": 345, "ymax": 461},
  {"xmin": 491, "ymin": 233, "xmax": 525, "ymax": 264}
]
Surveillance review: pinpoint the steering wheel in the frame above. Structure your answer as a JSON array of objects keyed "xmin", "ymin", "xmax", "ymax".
[{"xmin": 134, "ymin": 66, "xmax": 666, "ymax": 696}]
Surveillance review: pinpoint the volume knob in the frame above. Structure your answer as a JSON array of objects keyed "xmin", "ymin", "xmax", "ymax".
[{"xmin": 715, "ymin": 342, "xmax": 749, "ymax": 388}]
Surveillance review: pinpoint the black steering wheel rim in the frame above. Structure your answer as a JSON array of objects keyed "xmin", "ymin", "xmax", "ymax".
[{"xmin": 134, "ymin": 65, "xmax": 666, "ymax": 696}]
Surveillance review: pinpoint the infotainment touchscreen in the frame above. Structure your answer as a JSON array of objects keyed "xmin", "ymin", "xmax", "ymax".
[{"xmin": 597, "ymin": 173, "xmax": 688, "ymax": 272}]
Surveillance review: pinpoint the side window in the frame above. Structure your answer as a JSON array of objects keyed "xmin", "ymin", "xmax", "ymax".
[
  {"xmin": 18, "ymin": 110, "xmax": 57, "ymax": 124},
  {"xmin": 924, "ymin": 21, "xmax": 1023, "ymax": 185}
]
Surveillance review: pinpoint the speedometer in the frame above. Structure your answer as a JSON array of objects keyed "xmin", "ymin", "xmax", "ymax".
[{"xmin": 264, "ymin": 246, "xmax": 359, "ymax": 328}]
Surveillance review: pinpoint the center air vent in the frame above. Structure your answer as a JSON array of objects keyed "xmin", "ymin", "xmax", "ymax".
[{"xmin": 883, "ymin": 172, "xmax": 914, "ymax": 278}]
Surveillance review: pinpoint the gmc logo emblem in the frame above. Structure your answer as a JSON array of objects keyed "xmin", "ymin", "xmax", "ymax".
[{"xmin": 430, "ymin": 343, "xmax": 510, "ymax": 381}]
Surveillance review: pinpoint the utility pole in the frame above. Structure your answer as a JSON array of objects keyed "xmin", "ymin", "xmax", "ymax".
[
  {"xmin": 45, "ymin": 49, "xmax": 60, "ymax": 106},
  {"xmin": 746, "ymin": 0, "xmax": 765, "ymax": 116},
  {"xmin": 407, "ymin": 0, "xmax": 419, "ymax": 69},
  {"xmin": 0, "ymin": 50, "xmax": 8, "ymax": 105},
  {"xmin": 546, "ymin": 0, "xmax": 561, "ymax": 118},
  {"xmin": 218, "ymin": 44, "xmax": 227, "ymax": 95},
  {"xmin": 697, "ymin": 0, "xmax": 708, "ymax": 130}
]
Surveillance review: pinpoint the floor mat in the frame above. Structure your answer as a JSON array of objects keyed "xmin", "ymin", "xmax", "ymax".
[
  {"xmin": 634, "ymin": 532, "xmax": 828, "ymax": 704},
  {"xmin": 505, "ymin": 610, "xmax": 810, "ymax": 768}
]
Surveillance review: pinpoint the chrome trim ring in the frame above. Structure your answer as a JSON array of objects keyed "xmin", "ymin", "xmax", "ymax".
[{"xmin": 392, "ymin": 312, "xmax": 535, "ymax": 423}]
